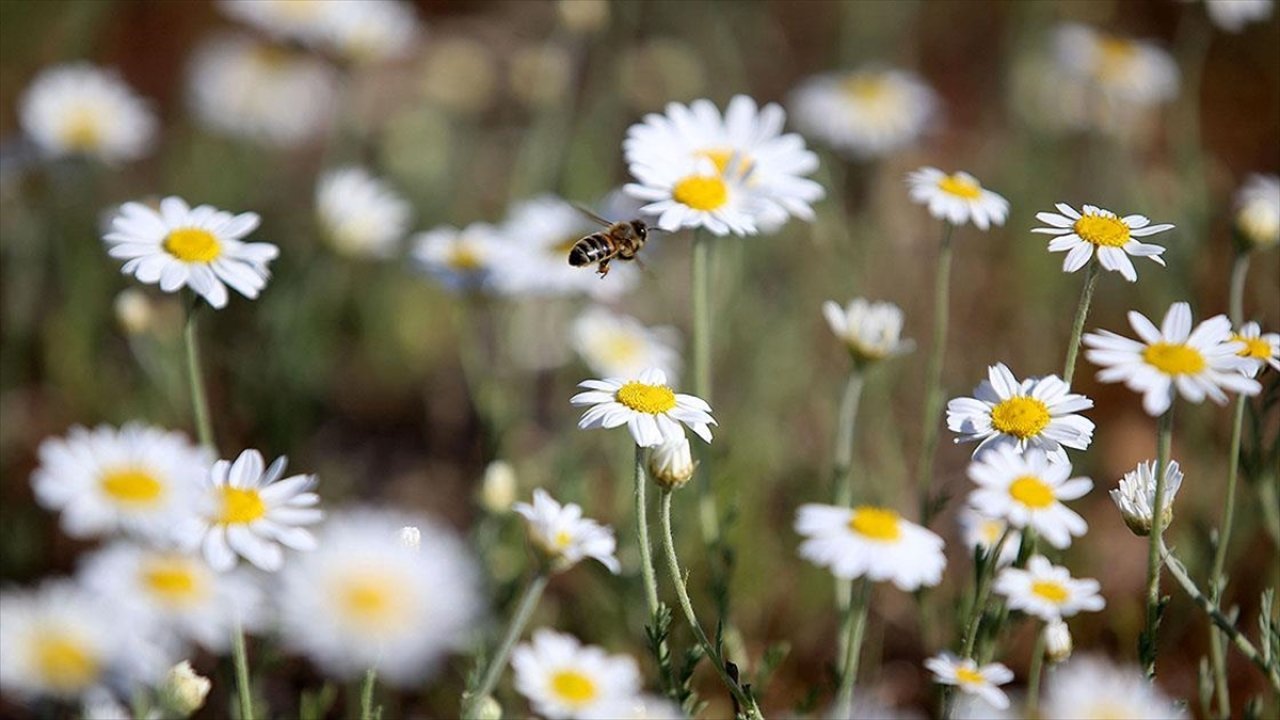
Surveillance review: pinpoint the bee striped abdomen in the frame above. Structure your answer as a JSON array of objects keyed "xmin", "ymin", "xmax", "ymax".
[{"xmin": 568, "ymin": 234, "xmax": 616, "ymax": 266}]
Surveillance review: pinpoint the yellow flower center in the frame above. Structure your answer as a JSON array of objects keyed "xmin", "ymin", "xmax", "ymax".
[
  {"xmin": 1233, "ymin": 334, "xmax": 1271, "ymax": 361},
  {"xmin": 1095, "ymin": 37, "xmax": 1137, "ymax": 81},
  {"xmin": 61, "ymin": 108, "xmax": 102, "ymax": 152},
  {"xmin": 164, "ymin": 228, "xmax": 222, "ymax": 263},
  {"xmin": 1009, "ymin": 475, "xmax": 1056, "ymax": 509},
  {"xmin": 1073, "ymin": 214, "xmax": 1130, "ymax": 248},
  {"xmin": 989, "ymin": 396, "xmax": 1052, "ymax": 440},
  {"xmin": 554, "ymin": 529, "xmax": 573, "ymax": 548},
  {"xmin": 672, "ymin": 175, "xmax": 729, "ymax": 212},
  {"xmin": 99, "ymin": 468, "xmax": 164, "ymax": 506},
  {"xmin": 937, "ymin": 174, "xmax": 982, "ymax": 200},
  {"xmin": 979, "ymin": 520, "xmax": 1004, "ymax": 546},
  {"xmin": 698, "ymin": 148, "xmax": 754, "ymax": 178},
  {"xmin": 550, "ymin": 669, "xmax": 598, "ymax": 705},
  {"xmin": 954, "ymin": 666, "xmax": 985, "ymax": 685},
  {"xmin": 218, "ymin": 487, "xmax": 267, "ymax": 525},
  {"xmin": 339, "ymin": 579, "xmax": 394, "ymax": 624},
  {"xmin": 447, "ymin": 242, "xmax": 484, "ymax": 271},
  {"xmin": 599, "ymin": 333, "xmax": 643, "ymax": 366},
  {"xmin": 615, "ymin": 381, "xmax": 677, "ymax": 414},
  {"xmin": 1142, "ymin": 342, "xmax": 1206, "ymax": 376},
  {"xmin": 31, "ymin": 632, "xmax": 100, "ymax": 693},
  {"xmin": 141, "ymin": 558, "xmax": 205, "ymax": 606},
  {"xmin": 1031, "ymin": 579, "xmax": 1070, "ymax": 604},
  {"xmin": 848, "ymin": 506, "xmax": 902, "ymax": 541},
  {"xmin": 841, "ymin": 75, "xmax": 887, "ymax": 103}
]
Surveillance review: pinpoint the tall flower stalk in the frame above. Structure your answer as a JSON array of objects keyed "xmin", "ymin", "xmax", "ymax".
[
  {"xmin": 833, "ymin": 580, "xmax": 871, "ymax": 720},
  {"xmin": 634, "ymin": 445, "xmax": 661, "ymax": 617},
  {"xmin": 832, "ymin": 369, "xmax": 865, "ymax": 671},
  {"xmin": 1141, "ymin": 409, "xmax": 1174, "ymax": 678},
  {"xmin": 692, "ymin": 231, "xmax": 719, "ymax": 549},
  {"xmin": 916, "ymin": 221, "xmax": 954, "ymax": 524},
  {"xmin": 1062, "ymin": 259, "xmax": 1101, "ymax": 385},
  {"xmin": 462, "ymin": 572, "xmax": 550, "ymax": 719}
]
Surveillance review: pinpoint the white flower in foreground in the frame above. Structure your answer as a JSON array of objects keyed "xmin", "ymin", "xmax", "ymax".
[
  {"xmin": 1233, "ymin": 322, "xmax": 1280, "ymax": 376},
  {"xmin": 78, "ymin": 543, "xmax": 263, "ymax": 652},
  {"xmin": 1044, "ymin": 620, "xmax": 1073, "ymax": 663},
  {"xmin": 572, "ymin": 307, "xmax": 681, "ymax": 381},
  {"xmin": 1110, "ymin": 459, "xmax": 1184, "ymax": 536},
  {"xmin": 795, "ymin": 504, "xmax": 946, "ymax": 591},
  {"xmin": 1040, "ymin": 654, "xmax": 1186, "ymax": 719},
  {"xmin": 822, "ymin": 298, "xmax": 914, "ymax": 365},
  {"xmin": 278, "ymin": 508, "xmax": 480, "ymax": 686},
  {"xmin": 1234, "ymin": 174, "xmax": 1279, "ymax": 250},
  {"xmin": 410, "ymin": 222, "xmax": 503, "ymax": 293},
  {"xmin": 906, "ymin": 168, "xmax": 1009, "ymax": 230},
  {"xmin": 625, "ymin": 155, "xmax": 761, "ymax": 236},
  {"xmin": 956, "ymin": 508, "xmax": 1020, "ymax": 567},
  {"xmin": 1083, "ymin": 302, "xmax": 1261, "ymax": 416},
  {"xmin": 1032, "ymin": 203, "xmax": 1173, "ymax": 282},
  {"xmin": 512, "ymin": 629, "xmax": 642, "ymax": 719},
  {"xmin": 181, "ymin": 449, "xmax": 322, "ymax": 572},
  {"xmin": 19, "ymin": 63, "xmax": 156, "ymax": 162},
  {"xmin": 648, "ymin": 435, "xmax": 695, "ymax": 490},
  {"xmin": 1053, "ymin": 24, "xmax": 1179, "ymax": 106},
  {"xmin": 316, "ymin": 166, "xmax": 411, "ymax": 259},
  {"xmin": 514, "ymin": 489, "xmax": 620, "ymax": 573},
  {"xmin": 494, "ymin": 196, "xmax": 636, "ymax": 299},
  {"xmin": 571, "ymin": 367, "xmax": 715, "ymax": 447},
  {"xmin": 789, "ymin": 66, "xmax": 938, "ymax": 160},
  {"xmin": 104, "ymin": 197, "xmax": 279, "ymax": 309},
  {"xmin": 32, "ymin": 423, "xmax": 208, "ymax": 541},
  {"xmin": 993, "ymin": 555, "xmax": 1105, "ymax": 622},
  {"xmin": 967, "ymin": 446, "xmax": 1092, "ymax": 550},
  {"xmin": 1204, "ymin": 0, "xmax": 1273, "ymax": 33},
  {"xmin": 924, "ymin": 653, "xmax": 1013, "ymax": 710},
  {"xmin": 946, "ymin": 363, "xmax": 1095, "ymax": 461}
]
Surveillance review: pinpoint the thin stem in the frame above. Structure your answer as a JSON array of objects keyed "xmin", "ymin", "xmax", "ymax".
[
  {"xmin": 832, "ymin": 370, "xmax": 865, "ymax": 672},
  {"xmin": 1062, "ymin": 259, "xmax": 1100, "ymax": 386},
  {"xmin": 833, "ymin": 580, "xmax": 872, "ymax": 720},
  {"xmin": 635, "ymin": 445, "xmax": 660, "ymax": 616},
  {"xmin": 1026, "ymin": 625, "xmax": 1047, "ymax": 717},
  {"xmin": 916, "ymin": 222, "xmax": 955, "ymax": 525},
  {"xmin": 360, "ymin": 668, "xmax": 378, "ymax": 720},
  {"xmin": 1209, "ymin": 394, "xmax": 1246, "ymax": 717},
  {"xmin": 183, "ymin": 303, "xmax": 215, "ymax": 450},
  {"xmin": 462, "ymin": 573, "xmax": 549, "ymax": 720},
  {"xmin": 943, "ymin": 529, "xmax": 1011, "ymax": 720},
  {"xmin": 232, "ymin": 623, "xmax": 254, "ymax": 720},
  {"xmin": 1229, "ymin": 253, "xmax": 1250, "ymax": 326},
  {"xmin": 1142, "ymin": 409, "xmax": 1174, "ymax": 679},
  {"xmin": 692, "ymin": 231, "xmax": 719, "ymax": 547}
]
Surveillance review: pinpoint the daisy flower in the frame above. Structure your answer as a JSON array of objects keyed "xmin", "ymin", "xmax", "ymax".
[
  {"xmin": 946, "ymin": 363, "xmax": 1095, "ymax": 461},
  {"xmin": 647, "ymin": 435, "xmax": 695, "ymax": 490},
  {"xmin": 1233, "ymin": 322, "xmax": 1280, "ymax": 376},
  {"xmin": 571, "ymin": 367, "xmax": 715, "ymax": 447},
  {"xmin": 494, "ymin": 196, "xmax": 637, "ymax": 299},
  {"xmin": 315, "ymin": 166, "xmax": 411, "ymax": 259},
  {"xmin": 103, "ymin": 197, "xmax": 279, "ymax": 310},
  {"xmin": 513, "ymin": 489, "xmax": 621, "ymax": 573},
  {"xmin": 625, "ymin": 155, "xmax": 761, "ymax": 236},
  {"xmin": 410, "ymin": 222, "xmax": 503, "ymax": 293},
  {"xmin": 18, "ymin": 63, "xmax": 156, "ymax": 163},
  {"xmin": 1040, "ymin": 655, "xmax": 1186, "ymax": 719},
  {"xmin": 967, "ymin": 446, "xmax": 1092, "ymax": 550},
  {"xmin": 822, "ymin": 298, "xmax": 914, "ymax": 366},
  {"xmin": 924, "ymin": 653, "xmax": 1014, "ymax": 710},
  {"xmin": 1032, "ymin": 203, "xmax": 1173, "ymax": 282},
  {"xmin": 956, "ymin": 508, "xmax": 1020, "ymax": 567},
  {"xmin": 31, "ymin": 423, "xmax": 208, "ymax": 541},
  {"xmin": 788, "ymin": 66, "xmax": 939, "ymax": 160},
  {"xmin": 218, "ymin": 0, "xmax": 330, "ymax": 45},
  {"xmin": 77, "ymin": 543, "xmax": 264, "ymax": 652},
  {"xmin": 277, "ymin": 508, "xmax": 480, "ymax": 685},
  {"xmin": 1234, "ymin": 174, "xmax": 1279, "ymax": 250},
  {"xmin": 179, "ymin": 449, "xmax": 322, "ymax": 572},
  {"xmin": 1110, "ymin": 460, "xmax": 1184, "ymax": 536},
  {"xmin": 512, "ymin": 629, "xmax": 642, "ymax": 719},
  {"xmin": 906, "ymin": 168, "xmax": 1009, "ymax": 230},
  {"xmin": 1083, "ymin": 302, "xmax": 1261, "ymax": 416},
  {"xmin": 795, "ymin": 504, "xmax": 946, "ymax": 591},
  {"xmin": 571, "ymin": 307, "xmax": 681, "ymax": 382},
  {"xmin": 994, "ymin": 555, "xmax": 1104, "ymax": 622},
  {"xmin": 315, "ymin": 0, "xmax": 422, "ymax": 64},
  {"xmin": 1204, "ymin": 0, "xmax": 1274, "ymax": 33},
  {"xmin": 1053, "ymin": 24, "xmax": 1179, "ymax": 106}
]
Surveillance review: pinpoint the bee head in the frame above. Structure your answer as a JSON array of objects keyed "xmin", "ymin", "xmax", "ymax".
[{"xmin": 631, "ymin": 220, "xmax": 649, "ymax": 241}]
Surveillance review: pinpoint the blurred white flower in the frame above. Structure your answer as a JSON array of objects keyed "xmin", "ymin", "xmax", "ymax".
[
  {"xmin": 1204, "ymin": 0, "xmax": 1273, "ymax": 32},
  {"xmin": 410, "ymin": 222, "xmax": 503, "ymax": 293},
  {"xmin": 1033, "ymin": 203, "xmax": 1173, "ymax": 282},
  {"xmin": 967, "ymin": 446, "xmax": 1092, "ymax": 550},
  {"xmin": 104, "ymin": 197, "xmax": 278, "ymax": 309},
  {"xmin": 1234, "ymin": 174, "xmax": 1279, "ymax": 250},
  {"xmin": 514, "ymin": 489, "xmax": 620, "ymax": 573},
  {"xmin": 906, "ymin": 168, "xmax": 1008, "ymax": 230},
  {"xmin": 581, "ymin": 694, "xmax": 684, "ymax": 720},
  {"xmin": 571, "ymin": 367, "xmax": 715, "ymax": 447},
  {"xmin": 219, "ymin": 0, "xmax": 329, "ymax": 44},
  {"xmin": 1053, "ymin": 24, "xmax": 1179, "ymax": 106},
  {"xmin": 956, "ymin": 508, "xmax": 1020, "ymax": 567},
  {"xmin": 317, "ymin": 0, "xmax": 421, "ymax": 64},
  {"xmin": 822, "ymin": 298, "xmax": 914, "ymax": 365},
  {"xmin": 1083, "ymin": 302, "xmax": 1261, "ymax": 416},
  {"xmin": 946, "ymin": 363, "xmax": 1094, "ymax": 462},
  {"xmin": 278, "ymin": 508, "xmax": 481, "ymax": 685},
  {"xmin": 316, "ymin": 166, "xmax": 411, "ymax": 259},
  {"xmin": 571, "ymin": 306, "xmax": 681, "ymax": 381},
  {"xmin": 789, "ymin": 66, "xmax": 938, "ymax": 160},
  {"xmin": 512, "ymin": 629, "xmax": 642, "ymax": 719},
  {"xmin": 32, "ymin": 423, "xmax": 208, "ymax": 541},
  {"xmin": 494, "ymin": 196, "xmax": 637, "ymax": 299},
  {"xmin": 1233, "ymin": 322, "xmax": 1280, "ymax": 376},
  {"xmin": 1040, "ymin": 654, "xmax": 1186, "ymax": 719},
  {"xmin": 1110, "ymin": 459, "xmax": 1184, "ymax": 536},
  {"xmin": 795, "ymin": 504, "xmax": 946, "ymax": 591},
  {"xmin": 648, "ymin": 435, "xmax": 695, "ymax": 490},
  {"xmin": 19, "ymin": 63, "xmax": 156, "ymax": 163},
  {"xmin": 114, "ymin": 288, "xmax": 155, "ymax": 336},
  {"xmin": 993, "ymin": 555, "xmax": 1105, "ymax": 622},
  {"xmin": 924, "ymin": 653, "xmax": 1013, "ymax": 710},
  {"xmin": 1044, "ymin": 619, "xmax": 1073, "ymax": 663},
  {"xmin": 481, "ymin": 460, "xmax": 518, "ymax": 513}
]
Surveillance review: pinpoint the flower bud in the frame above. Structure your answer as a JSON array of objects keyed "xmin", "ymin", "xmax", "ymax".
[
  {"xmin": 1110, "ymin": 459, "xmax": 1183, "ymax": 536},
  {"xmin": 1234, "ymin": 175, "xmax": 1279, "ymax": 251},
  {"xmin": 481, "ymin": 460, "xmax": 517, "ymax": 513},
  {"xmin": 648, "ymin": 436, "xmax": 695, "ymax": 489},
  {"xmin": 1044, "ymin": 620, "xmax": 1072, "ymax": 663},
  {"xmin": 474, "ymin": 695, "xmax": 503, "ymax": 720},
  {"xmin": 115, "ymin": 289, "xmax": 154, "ymax": 336},
  {"xmin": 158, "ymin": 661, "xmax": 210, "ymax": 716}
]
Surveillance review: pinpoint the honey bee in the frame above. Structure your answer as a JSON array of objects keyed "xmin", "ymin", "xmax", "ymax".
[{"xmin": 567, "ymin": 205, "xmax": 650, "ymax": 278}]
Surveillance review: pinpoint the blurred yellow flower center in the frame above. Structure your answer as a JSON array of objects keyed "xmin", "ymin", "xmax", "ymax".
[
  {"xmin": 1232, "ymin": 334, "xmax": 1271, "ymax": 361},
  {"xmin": 848, "ymin": 506, "xmax": 901, "ymax": 541},
  {"xmin": 142, "ymin": 560, "xmax": 203, "ymax": 605},
  {"xmin": 599, "ymin": 333, "xmax": 642, "ymax": 365},
  {"xmin": 989, "ymin": 396, "xmax": 1051, "ymax": 439},
  {"xmin": 100, "ymin": 468, "xmax": 164, "ymax": 506},
  {"xmin": 1073, "ymin": 214, "xmax": 1130, "ymax": 248},
  {"xmin": 1009, "ymin": 475, "xmax": 1055, "ymax": 509},
  {"xmin": 954, "ymin": 667, "xmax": 985, "ymax": 685},
  {"xmin": 219, "ymin": 487, "xmax": 267, "ymax": 524},
  {"xmin": 980, "ymin": 520, "xmax": 1004, "ymax": 545},
  {"xmin": 1095, "ymin": 38, "xmax": 1137, "ymax": 80},
  {"xmin": 937, "ymin": 174, "xmax": 982, "ymax": 200},
  {"xmin": 842, "ymin": 75, "xmax": 887, "ymax": 103},
  {"xmin": 61, "ymin": 109, "xmax": 102, "ymax": 151},
  {"xmin": 699, "ymin": 148, "xmax": 754, "ymax": 178},
  {"xmin": 550, "ymin": 669, "xmax": 598, "ymax": 705},
  {"xmin": 615, "ymin": 382, "xmax": 677, "ymax": 414},
  {"xmin": 341, "ymin": 581, "xmax": 392, "ymax": 621},
  {"xmin": 1031, "ymin": 580, "xmax": 1070, "ymax": 604},
  {"xmin": 164, "ymin": 228, "xmax": 222, "ymax": 263},
  {"xmin": 554, "ymin": 529, "xmax": 573, "ymax": 548},
  {"xmin": 31, "ymin": 633, "xmax": 99, "ymax": 692},
  {"xmin": 448, "ymin": 243, "xmax": 484, "ymax": 271},
  {"xmin": 1142, "ymin": 342, "xmax": 1206, "ymax": 375},
  {"xmin": 673, "ymin": 175, "xmax": 728, "ymax": 211}
]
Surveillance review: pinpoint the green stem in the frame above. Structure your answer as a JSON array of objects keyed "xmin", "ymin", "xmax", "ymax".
[
  {"xmin": 183, "ymin": 303, "xmax": 215, "ymax": 450},
  {"xmin": 832, "ymin": 370, "xmax": 865, "ymax": 672},
  {"xmin": 635, "ymin": 444, "xmax": 660, "ymax": 616},
  {"xmin": 1209, "ymin": 394, "xmax": 1246, "ymax": 718},
  {"xmin": 943, "ymin": 529, "xmax": 1011, "ymax": 719},
  {"xmin": 833, "ymin": 580, "xmax": 872, "ymax": 720},
  {"xmin": 1026, "ymin": 625, "xmax": 1047, "ymax": 717},
  {"xmin": 1062, "ymin": 259, "xmax": 1100, "ymax": 386},
  {"xmin": 232, "ymin": 623, "xmax": 254, "ymax": 720},
  {"xmin": 692, "ymin": 231, "xmax": 719, "ymax": 548},
  {"xmin": 462, "ymin": 573, "xmax": 549, "ymax": 719},
  {"xmin": 1229, "ymin": 253, "xmax": 1249, "ymax": 326},
  {"xmin": 1142, "ymin": 409, "xmax": 1174, "ymax": 679},
  {"xmin": 360, "ymin": 668, "xmax": 378, "ymax": 720},
  {"xmin": 916, "ymin": 222, "xmax": 954, "ymax": 525}
]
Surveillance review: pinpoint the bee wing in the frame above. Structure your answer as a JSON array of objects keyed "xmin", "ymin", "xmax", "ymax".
[{"xmin": 570, "ymin": 202, "xmax": 614, "ymax": 228}]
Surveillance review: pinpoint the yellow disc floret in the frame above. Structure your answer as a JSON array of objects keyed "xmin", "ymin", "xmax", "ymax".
[
  {"xmin": 937, "ymin": 174, "xmax": 982, "ymax": 200},
  {"xmin": 1009, "ymin": 475, "xmax": 1055, "ymax": 509},
  {"xmin": 848, "ymin": 506, "xmax": 902, "ymax": 541},
  {"xmin": 1233, "ymin": 334, "xmax": 1272, "ymax": 361},
  {"xmin": 218, "ymin": 486, "xmax": 267, "ymax": 525},
  {"xmin": 954, "ymin": 666, "xmax": 985, "ymax": 685},
  {"xmin": 99, "ymin": 468, "xmax": 164, "ymax": 506},
  {"xmin": 615, "ymin": 382, "xmax": 677, "ymax": 414},
  {"xmin": 1142, "ymin": 342, "xmax": 1206, "ymax": 375},
  {"xmin": 164, "ymin": 228, "xmax": 222, "ymax": 263},
  {"xmin": 1073, "ymin": 214, "xmax": 1130, "ymax": 248},
  {"xmin": 141, "ymin": 558, "xmax": 204, "ymax": 606},
  {"xmin": 989, "ymin": 396, "xmax": 1052, "ymax": 440},
  {"xmin": 673, "ymin": 175, "xmax": 728, "ymax": 211},
  {"xmin": 550, "ymin": 670, "xmax": 598, "ymax": 706},
  {"xmin": 1031, "ymin": 580, "xmax": 1070, "ymax": 604},
  {"xmin": 31, "ymin": 632, "xmax": 100, "ymax": 693}
]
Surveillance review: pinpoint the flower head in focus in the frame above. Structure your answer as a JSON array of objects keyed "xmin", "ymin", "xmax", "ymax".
[
  {"xmin": 967, "ymin": 446, "xmax": 1092, "ymax": 550},
  {"xmin": 19, "ymin": 63, "xmax": 156, "ymax": 163},
  {"xmin": 795, "ymin": 503, "xmax": 947, "ymax": 591},
  {"xmin": 906, "ymin": 168, "xmax": 1008, "ymax": 230},
  {"xmin": 947, "ymin": 363, "xmax": 1094, "ymax": 461},
  {"xmin": 648, "ymin": 435, "xmax": 695, "ymax": 490},
  {"xmin": 512, "ymin": 629, "xmax": 642, "ymax": 719},
  {"xmin": 1032, "ymin": 203, "xmax": 1173, "ymax": 282},
  {"xmin": 571, "ymin": 368, "xmax": 715, "ymax": 447},
  {"xmin": 513, "ymin": 489, "xmax": 620, "ymax": 573},
  {"xmin": 993, "ymin": 555, "xmax": 1105, "ymax": 622},
  {"xmin": 788, "ymin": 66, "xmax": 938, "ymax": 160},
  {"xmin": 1232, "ymin": 322, "xmax": 1280, "ymax": 377},
  {"xmin": 316, "ymin": 166, "xmax": 411, "ymax": 259},
  {"xmin": 1110, "ymin": 460, "xmax": 1183, "ymax": 536},
  {"xmin": 822, "ymin": 299, "xmax": 914, "ymax": 366}
]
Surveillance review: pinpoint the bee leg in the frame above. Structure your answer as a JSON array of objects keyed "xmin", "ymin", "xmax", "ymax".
[{"xmin": 597, "ymin": 259, "xmax": 611, "ymax": 277}]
